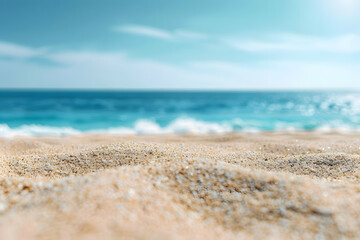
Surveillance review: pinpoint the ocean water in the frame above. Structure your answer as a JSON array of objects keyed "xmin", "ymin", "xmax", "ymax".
[{"xmin": 0, "ymin": 90, "xmax": 360, "ymax": 136}]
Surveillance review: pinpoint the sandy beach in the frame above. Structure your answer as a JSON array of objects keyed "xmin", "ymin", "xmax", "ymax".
[{"xmin": 0, "ymin": 133, "xmax": 359, "ymax": 239}]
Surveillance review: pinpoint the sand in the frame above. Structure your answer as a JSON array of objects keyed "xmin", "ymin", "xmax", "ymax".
[{"xmin": 0, "ymin": 133, "xmax": 360, "ymax": 239}]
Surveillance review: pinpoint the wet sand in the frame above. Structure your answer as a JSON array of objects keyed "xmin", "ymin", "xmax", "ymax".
[{"xmin": 0, "ymin": 133, "xmax": 360, "ymax": 239}]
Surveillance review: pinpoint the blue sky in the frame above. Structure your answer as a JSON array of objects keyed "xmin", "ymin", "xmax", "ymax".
[{"xmin": 0, "ymin": 0, "xmax": 360, "ymax": 89}]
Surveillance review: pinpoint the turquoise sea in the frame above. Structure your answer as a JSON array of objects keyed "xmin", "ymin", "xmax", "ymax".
[{"xmin": 1, "ymin": 90, "xmax": 360, "ymax": 136}]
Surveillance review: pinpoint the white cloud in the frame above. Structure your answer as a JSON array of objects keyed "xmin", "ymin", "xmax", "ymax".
[
  {"xmin": 0, "ymin": 41, "xmax": 46, "ymax": 58},
  {"xmin": 114, "ymin": 25, "xmax": 360, "ymax": 54},
  {"xmin": 0, "ymin": 41, "xmax": 360, "ymax": 90},
  {"xmin": 114, "ymin": 25, "xmax": 173, "ymax": 40},
  {"xmin": 224, "ymin": 34, "xmax": 360, "ymax": 53},
  {"xmin": 114, "ymin": 24, "xmax": 208, "ymax": 41},
  {"xmin": 0, "ymin": 44, "xmax": 219, "ymax": 89}
]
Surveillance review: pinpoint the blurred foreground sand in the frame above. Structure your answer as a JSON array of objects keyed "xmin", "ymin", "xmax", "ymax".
[{"xmin": 0, "ymin": 133, "xmax": 360, "ymax": 239}]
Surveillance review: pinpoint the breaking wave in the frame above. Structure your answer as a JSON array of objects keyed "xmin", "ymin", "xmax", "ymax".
[
  {"xmin": 1, "ymin": 117, "xmax": 360, "ymax": 137},
  {"xmin": 0, "ymin": 124, "xmax": 81, "ymax": 137}
]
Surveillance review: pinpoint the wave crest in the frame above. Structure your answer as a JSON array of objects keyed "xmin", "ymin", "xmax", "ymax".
[
  {"xmin": 0, "ymin": 124, "xmax": 81, "ymax": 137},
  {"xmin": 98, "ymin": 118, "xmax": 233, "ymax": 135},
  {"xmin": 1, "ymin": 118, "xmax": 360, "ymax": 137}
]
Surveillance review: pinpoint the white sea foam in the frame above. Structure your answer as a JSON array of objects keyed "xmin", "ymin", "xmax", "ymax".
[
  {"xmin": 0, "ymin": 118, "xmax": 234, "ymax": 137},
  {"xmin": 0, "ymin": 124, "xmax": 81, "ymax": 137},
  {"xmin": 166, "ymin": 118, "xmax": 232, "ymax": 134},
  {"xmin": 98, "ymin": 118, "xmax": 233, "ymax": 135},
  {"xmin": 1, "ymin": 118, "xmax": 359, "ymax": 138},
  {"xmin": 313, "ymin": 125, "xmax": 360, "ymax": 134}
]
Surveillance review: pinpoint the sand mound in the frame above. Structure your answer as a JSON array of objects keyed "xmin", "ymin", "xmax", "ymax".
[{"xmin": 0, "ymin": 134, "xmax": 359, "ymax": 239}]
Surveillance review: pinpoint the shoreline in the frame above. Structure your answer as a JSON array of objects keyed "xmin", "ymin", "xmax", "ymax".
[{"xmin": 3, "ymin": 128, "xmax": 360, "ymax": 139}]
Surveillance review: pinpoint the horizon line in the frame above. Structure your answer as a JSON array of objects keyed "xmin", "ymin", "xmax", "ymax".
[{"xmin": 0, "ymin": 88, "xmax": 358, "ymax": 92}]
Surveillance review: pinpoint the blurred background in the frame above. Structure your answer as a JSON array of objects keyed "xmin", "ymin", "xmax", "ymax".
[
  {"xmin": 0, "ymin": 0, "xmax": 360, "ymax": 136},
  {"xmin": 1, "ymin": 0, "xmax": 360, "ymax": 89}
]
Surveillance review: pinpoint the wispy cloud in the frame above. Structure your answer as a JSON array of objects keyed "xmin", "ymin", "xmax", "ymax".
[
  {"xmin": 0, "ymin": 41, "xmax": 47, "ymax": 58},
  {"xmin": 0, "ymin": 41, "xmax": 218, "ymax": 89},
  {"xmin": 1, "ymin": 40, "xmax": 360, "ymax": 90},
  {"xmin": 114, "ymin": 25, "xmax": 173, "ymax": 40},
  {"xmin": 114, "ymin": 25, "xmax": 360, "ymax": 54},
  {"xmin": 114, "ymin": 24, "xmax": 208, "ymax": 41},
  {"xmin": 224, "ymin": 34, "xmax": 360, "ymax": 53}
]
